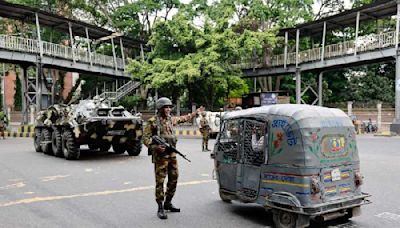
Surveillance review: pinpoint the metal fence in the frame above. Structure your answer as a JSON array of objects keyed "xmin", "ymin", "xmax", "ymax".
[
  {"xmin": 0, "ymin": 34, "xmax": 127, "ymax": 70},
  {"xmin": 241, "ymin": 31, "xmax": 398, "ymax": 68}
]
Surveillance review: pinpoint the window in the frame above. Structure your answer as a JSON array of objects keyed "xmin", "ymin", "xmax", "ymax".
[
  {"xmin": 217, "ymin": 120, "xmax": 240, "ymax": 163},
  {"xmin": 242, "ymin": 120, "xmax": 268, "ymax": 166}
]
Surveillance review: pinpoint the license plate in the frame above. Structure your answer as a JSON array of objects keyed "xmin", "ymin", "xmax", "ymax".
[
  {"xmin": 106, "ymin": 130, "xmax": 125, "ymax": 136},
  {"xmin": 331, "ymin": 168, "xmax": 341, "ymax": 181}
]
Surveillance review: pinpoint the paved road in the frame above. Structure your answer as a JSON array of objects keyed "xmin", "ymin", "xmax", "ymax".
[{"xmin": 0, "ymin": 136, "xmax": 399, "ymax": 228}]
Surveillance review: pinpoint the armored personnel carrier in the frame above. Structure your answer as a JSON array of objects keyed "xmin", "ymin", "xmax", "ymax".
[{"xmin": 34, "ymin": 99, "xmax": 143, "ymax": 160}]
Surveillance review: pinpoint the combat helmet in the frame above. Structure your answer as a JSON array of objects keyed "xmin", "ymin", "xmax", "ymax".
[
  {"xmin": 156, "ymin": 97, "xmax": 173, "ymax": 110},
  {"xmin": 201, "ymin": 111, "xmax": 207, "ymax": 117}
]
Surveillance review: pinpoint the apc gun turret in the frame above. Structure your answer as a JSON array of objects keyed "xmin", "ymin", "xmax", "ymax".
[{"xmin": 34, "ymin": 99, "xmax": 143, "ymax": 160}]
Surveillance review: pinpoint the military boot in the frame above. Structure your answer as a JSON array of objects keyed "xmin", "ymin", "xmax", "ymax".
[
  {"xmin": 202, "ymin": 145, "xmax": 205, "ymax": 152},
  {"xmin": 164, "ymin": 201, "xmax": 181, "ymax": 212},
  {"xmin": 206, "ymin": 145, "xmax": 211, "ymax": 151},
  {"xmin": 157, "ymin": 202, "xmax": 168, "ymax": 219}
]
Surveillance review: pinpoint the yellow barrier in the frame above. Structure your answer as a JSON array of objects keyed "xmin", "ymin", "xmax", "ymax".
[
  {"xmin": 1, "ymin": 131, "xmax": 35, "ymax": 138},
  {"xmin": 18, "ymin": 125, "xmax": 35, "ymax": 133},
  {"xmin": 1, "ymin": 128, "xmax": 201, "ymax": 138},
  {"xmin": 175, "ymin": 130, "xmax": 202, "ymax": 137}
]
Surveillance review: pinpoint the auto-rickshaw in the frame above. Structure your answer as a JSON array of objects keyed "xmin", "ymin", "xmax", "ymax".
[{"xmin": 211, "ymin": 104, "xmax": 370, "ymax": 228}]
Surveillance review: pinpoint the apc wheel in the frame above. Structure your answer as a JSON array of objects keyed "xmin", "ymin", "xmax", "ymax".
[
  {"xmin": 99, "ymin": 143, "xmax": 111, "ymax": 152},
  {"xmin": 272, "ymin": 210, "xmax": 297, "ymax": 228},
  {"xmin": 34, "ymin": 128, "xmax": 42, "ymax": 152},
  {"xmin": 41, "ymin": 128, "xmax": 53, "ymax": 155},
  {"xmin": 219, "ymin": 189, "xmax": 233, "ymax": 203},
  {"xmin": 88, "ymin": 144, "xmax": 99, "ymax": 151},
  {"xmin": 52, "ymin": 129, "xmax": 63, "ymax": 157},
  {"xmin": 113, "ymin": 143, "xmax": 126, "ymax": 154},
  {"xmin": 126, "ymin": 141, "xmax": 142, "ymax": 156},
  {"xmin": 62, "ymin": 130, "xmax": 80, "ymax": 160}
]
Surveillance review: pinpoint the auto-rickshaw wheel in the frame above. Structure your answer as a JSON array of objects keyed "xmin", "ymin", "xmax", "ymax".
[
  {"xmin": 219, "ymin": 189, "xmax": 232, "ymax": 203},
  {"xmin": 342, "ymin": 207, "xmax": 356, "ymax": 221},
  {"xmin": 272, "ymin": 209, "xmax": 297, "ymax": 228}
]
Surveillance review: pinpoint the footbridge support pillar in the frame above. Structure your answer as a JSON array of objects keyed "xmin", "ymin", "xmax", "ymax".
[
  {"xmin": 391, "ymin": 1, "xmax": 400, "ymax": 134},
  {"xmin": 390, "ymin": 53, "xmax": 400, "ymax": 133}
]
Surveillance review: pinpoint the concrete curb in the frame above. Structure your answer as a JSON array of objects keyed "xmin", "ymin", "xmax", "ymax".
[
  {"xmin": 18, "ymin": 125, "xmax": 34, "ymax": 133},
  {"xmin": 373, "ymin": 131, "xmax": 397, "ymax": 137},
  {"xmin": 174, "ymin": 130, "xmax": 202, "ymax": 137},
  {"xmin": 1, "ymin": 130, "xmax": 201, "ymax": 138}
]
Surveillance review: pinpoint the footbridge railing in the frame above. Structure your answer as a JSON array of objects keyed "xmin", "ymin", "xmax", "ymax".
[
  {"xmin": 240, "ymin": 31, "xmax": 398, "ymax": 69},
  {"xmin": 0, "ymin": 34, "xmax": 127, "ymax": 70},
  {"xmin": 98, "ymin": 80, "xmax": 141, "ymax": 102}
]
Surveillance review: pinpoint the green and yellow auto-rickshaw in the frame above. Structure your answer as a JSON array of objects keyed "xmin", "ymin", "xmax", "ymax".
[{"xmin": 211, "ymin": 104, "xmax": 370, "ymax": 228}]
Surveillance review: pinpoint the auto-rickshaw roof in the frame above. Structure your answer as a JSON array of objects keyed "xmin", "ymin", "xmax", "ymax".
[{"xmin": 224, "ymin": 104, "xmax": 348, "ymax": 122}]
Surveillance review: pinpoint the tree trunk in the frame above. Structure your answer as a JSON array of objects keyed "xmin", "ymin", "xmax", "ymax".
[
  {"xmin": 275, "ymin": 76, "xmax": 282, "ymax": 91},
  {"xmin": 210, "ymin": 80, "xmax": 214, "ymax": 110},
  {"xmin": 268, "ymin": 76, "xmax": 272, "ymax": 91},
  {"xmin": 64, "ymin": 78, "xmax": 81, "ymax": 104},
  {"xmin": 188, "ymin": 83, "xmax": 193, "ymax": 111},
  {"xmin": 258, "ymin": 77, "xmax": 268, "ymax": 91}
]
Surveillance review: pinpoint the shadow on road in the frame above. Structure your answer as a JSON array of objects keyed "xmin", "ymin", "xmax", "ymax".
[
  {"xmin": 224, "ymin": 202, "xmax": 274, "ymax": 227},
  {"xmin": 77, "ymin": 149, "xmax": 144, "ymax": 161},
  {"xmin": 309, "ymin": 218, "xmax": 357, "ymax": 228},
  {"xmin": 217, "ymin": 201, "xmax": 358, "ymax": 228}
]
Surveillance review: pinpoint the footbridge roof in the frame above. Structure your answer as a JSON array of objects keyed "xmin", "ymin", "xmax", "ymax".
[
  {"xmin": 0, "ymin": 0, "xmax": 143, "ymax": 48},
  {"xmin": 279, "ymin": 0, "xmax": 396, "ymax": 38}
]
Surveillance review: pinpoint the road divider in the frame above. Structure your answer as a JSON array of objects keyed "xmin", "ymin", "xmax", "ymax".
[
  {"xmin": 2, "ymin": 127, "xmax": 202, "ymax": 138},
  {"xmin": 1, "ymin": 132, "xmax": 35, "ymax": 138},
  {"xmin": 174, "ymin": 129, "xmax": 202, "ymax": 137}
]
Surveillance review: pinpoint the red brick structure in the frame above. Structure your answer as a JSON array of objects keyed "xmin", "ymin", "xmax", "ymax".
[
  {"xmin": 2, "ymin": 71, "xmax": 74, "ymax": 110},
  {"xmin": 62, "ymin": 72, "xmax": 73, "ymax": 99},
  {"xmin": 4, "ymin": 71, "xmax": 16, "ymax": 109}
]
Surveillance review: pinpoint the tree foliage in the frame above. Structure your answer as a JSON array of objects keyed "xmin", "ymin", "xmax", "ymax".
[
  {"xmin": 4, "ymin": 0, "xmax": 396, "ymax": 108},
  {"xmin": 128, "ymin": 0, "xmax": 314, "ymax": 110}
]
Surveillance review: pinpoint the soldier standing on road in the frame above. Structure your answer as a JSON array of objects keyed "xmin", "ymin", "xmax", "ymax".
[
  {"xmin": 143, "ymin": 97, "xmax": 202, "ymax": 220},
  {"xmin": 0, "ymin": 109, "xmax": 8, "ymax": 139},
  {"xmin": 199, "ymin": 112, "xmax": 211, "ymax": 152}
]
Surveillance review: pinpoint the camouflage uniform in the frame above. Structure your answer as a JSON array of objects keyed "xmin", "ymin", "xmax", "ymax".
[
  {"xmin": 0, "ymin": 111, "xmax": 8, "ymax": 139},
  {"xmin": 143, "ymin": 113, "xmax": 193, "ymax": 204},
  {"xmin": 200, "ymin": 114, "xmax": 211, "ymax": 151}
]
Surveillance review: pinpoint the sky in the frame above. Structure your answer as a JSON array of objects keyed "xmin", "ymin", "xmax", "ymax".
[{"xmin": 180, "ymin": 0, "xmax": 354, "ymax": 14}]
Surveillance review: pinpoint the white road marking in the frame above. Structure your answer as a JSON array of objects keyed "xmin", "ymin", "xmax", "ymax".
[
  {"xmin": 85, "ymin": 168, "xmax": 93, "ymax": 172},
  {"xmin": 328, "ymin": 224, "xmax": 358, "ymax": 228},
  {"xmin": 0, "ymin": 182, "xmax": 25, "ymax": 190},
  {"xmin": 41, "ymin": 175, "xmax": 70, "ymax": 182},
  {"xmin": 0, "ymin": 179, "xmax": 215, "ymax": 207}
]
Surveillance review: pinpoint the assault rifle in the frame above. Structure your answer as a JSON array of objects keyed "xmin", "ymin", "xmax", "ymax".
[{"xmin": 151, "ymin": 135, "xmax": 191, "ymax": 162}]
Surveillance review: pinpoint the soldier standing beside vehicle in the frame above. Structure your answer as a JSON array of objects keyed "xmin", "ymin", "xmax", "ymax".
[
  {"xmin": 0, "ymin": 109, "xmax": 8, "ymax": 139},
  {"xmin": 199, "ymin": 112, "xmax": 211, "ymax": 151},
  {"xmin": 143, "ymin": 97, "xmax": 202, "ymax": 220}
]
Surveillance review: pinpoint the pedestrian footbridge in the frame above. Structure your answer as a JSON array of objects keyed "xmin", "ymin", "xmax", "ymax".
[
  {"xmin": 242, "ymin": 31, "xmax": 398, "ymax": 77},
  {"xmin": 239, "ymin": 0, "xmax": 400, "ymax": 133},
  {"xmin": 0, "ymin": 34, "xmax": 128, "ymax": 78}
]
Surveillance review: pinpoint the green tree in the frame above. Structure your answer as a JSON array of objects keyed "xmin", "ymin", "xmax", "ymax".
[
  {"xmin": 129, "ymin": 8, "xmax": 275, "ymax": 110},
  {"xmin": 118, "ymin": 95, "xmax": 143, "ymax": 111}
]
